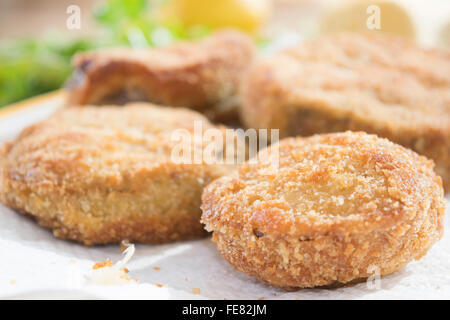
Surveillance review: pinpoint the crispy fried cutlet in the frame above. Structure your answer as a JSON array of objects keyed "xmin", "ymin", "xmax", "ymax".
[
  {"xmin": 240, "ymin": 33, "xmax": 450, "ymax": 190},
  {"xmin": 0, "ymin": 103, "xmax": 242, "ymax": 245},
  {"xmin": 66, "ymin": 30, "xmax": 255, "ymax": 125},
  {"xmin": 201, "ymin": 132, "xmax": 446, "ymax": 288}
]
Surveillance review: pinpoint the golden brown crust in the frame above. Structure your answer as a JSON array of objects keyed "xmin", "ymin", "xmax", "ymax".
[
  {"xmin": 0, "ymin": 103, "xmax": 240, "ymax": 246},
  {"xmin": 201, "ymin": 132, "xmax": 446, "ymax": 288},
  {"xmin": 240, "ymin": 33, "xmax": 450, "ymax": 190},
  {"xmin": 66, "ymin": 30, "xmax": 255, "ymax": 124}
]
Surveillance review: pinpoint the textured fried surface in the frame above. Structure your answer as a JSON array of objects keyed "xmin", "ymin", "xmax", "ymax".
[
  {"xmin": 201, "ymin": 132, "xmax": 446, "ymax": 288},
  {"xmin": 240, "ymin": 33, "xmax": 450, "ymax": 190},
  {"xmin": 67, "ymin": 30, "xmax": 255, "ymax": 124},
  {"xmin": 0, "ymin": 103, "xmax": 239, "ymax": 246}
]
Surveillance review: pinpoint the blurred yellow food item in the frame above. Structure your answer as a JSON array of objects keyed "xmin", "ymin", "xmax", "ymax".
[
  {"xmin": 321, "ymin": 0, "xmax": 415, "ymax": 40},
  {"xmin": 170, "ymin": 0, "xmax": 271, "ymax": 33}
]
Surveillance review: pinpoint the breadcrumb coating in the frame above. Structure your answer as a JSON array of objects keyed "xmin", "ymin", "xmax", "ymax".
[
  {"xmin": 67, "ymin": 30, "xmax": 255, "ymax": 124},
  {"xmin": 240, "ymin": 33, "xmax": 450, "ymax": 190},
  {"xmin": 201, "ymin": 131, "xmax": 445, "ymax": 288},
  {"xmin": 0, "ymin": 103, "xmax": 240, "ymax": 245}
]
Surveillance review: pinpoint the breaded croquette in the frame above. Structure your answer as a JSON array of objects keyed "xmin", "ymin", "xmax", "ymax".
[
  {"xmin": 201, "ymin": 132, "xmax": 445, "ymax": 288},
  {"xmin": 240, "ymin": 33, "xmax": 450, "ymax": 190},
  {"xmin": 0, "ymin": 103, "xmax": 241, "ymax": 245},
  {"xmin": 66, "ymin": 30, "xmax": 255, "ymax": 124}
]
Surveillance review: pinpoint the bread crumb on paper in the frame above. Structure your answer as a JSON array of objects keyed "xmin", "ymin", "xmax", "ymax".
[
  {"xmin": 92, "ymin": 259, "xmax": 113, "ymax": 270},
  {"xmin": 192, "ymin": 288, "xmax": 201, "ymax": 295},
  {"xmin": 88, "ymin": 242, "xmax": 138, "ymax": 285}
]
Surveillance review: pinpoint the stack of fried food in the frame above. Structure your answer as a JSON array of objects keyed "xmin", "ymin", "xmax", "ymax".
[{"xmin": 1, "ymin": 29, "xmax": 448, "ymax": 288}]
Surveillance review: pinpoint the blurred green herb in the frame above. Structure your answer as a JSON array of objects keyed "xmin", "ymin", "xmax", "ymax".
[
  {"xmin": 0, "ymin": 37, "xmax": 96, "ymax": 107},
  {"xmin": 0, "ymin": 0, "xmax": 213, "ymax": 107}
]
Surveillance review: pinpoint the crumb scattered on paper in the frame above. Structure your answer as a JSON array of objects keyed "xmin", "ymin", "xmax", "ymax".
[
  {"xmin": 93, "ymin": 259, "xmax": 113, "ymax": 270},
  {"xmin": 88, "ymin": 242, "xmax": 138, "ymax": 285}
]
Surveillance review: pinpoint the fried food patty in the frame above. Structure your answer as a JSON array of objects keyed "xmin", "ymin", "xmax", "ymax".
[
  {"xmin": 201, "ymin": 132, "xmax": 445, "ymax": 288},
  {"xmin": 0, "ymin": 104, "xmax": 241, "ymax": 246},
  {"xmin": 66, "ymin": 30, "xmax": 255, "ymax": 124},
  {"xmin": 240, "ymin": 33, "xmax": 450, "ymax": 190}
]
